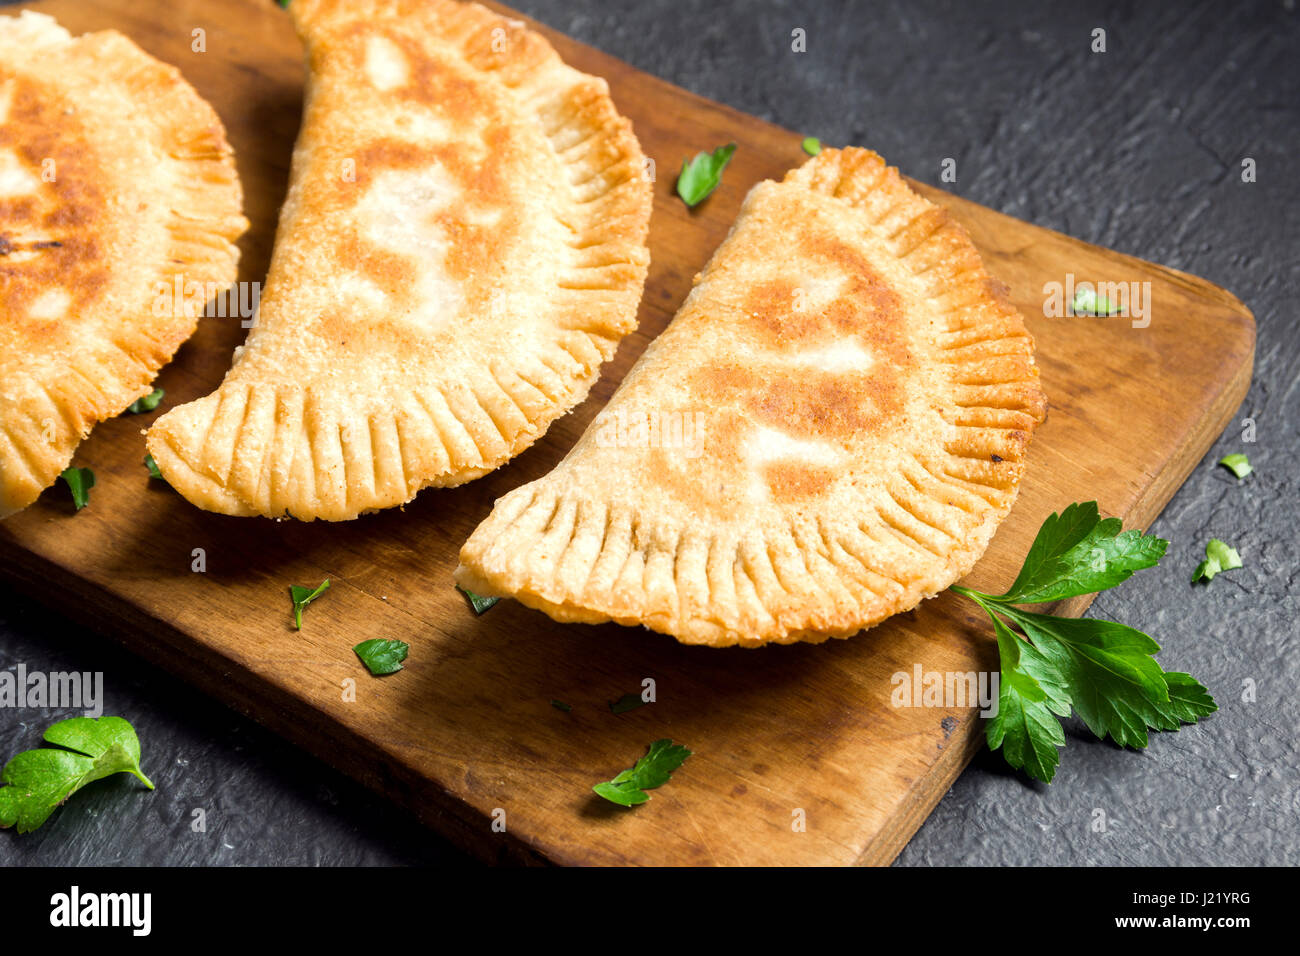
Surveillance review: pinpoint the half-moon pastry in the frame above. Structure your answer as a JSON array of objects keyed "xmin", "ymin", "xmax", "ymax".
[
  {"xmin": 147, "ymin": 0, "xmax": 652, "ymax": 521},
  {"xmin": 456, "ymin": 147, "xmax": 1047, "ymax": 647},
  {"xmin": 0, "ymin": 12, "xmax": 246, "ymax": 518}
]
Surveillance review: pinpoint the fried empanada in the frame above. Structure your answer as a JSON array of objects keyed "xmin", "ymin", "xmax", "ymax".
[
  {"xmin": 457, "ymin": 148, "xmax": 1047, "ymax": 647},
  {"xmin": 147, "ymin": 0, "xmax": 652, "ymax": 521},
  {"xmin": 0, "ymin": 12, "xmax": 246, "ymax": 518}
]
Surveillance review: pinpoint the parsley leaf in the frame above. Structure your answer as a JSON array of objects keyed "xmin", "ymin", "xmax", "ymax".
[
  {"xmin": 1192, "ymin": 538, "xmax": 1242, "ymax": 583},
  {"xmin": 952, "ymin": 502, "xmax": 1216, "ymax": 783},
  {"xmin": 609, "ymin": 693, "xmax": 647, "ymax": 714},
  {"xmin": 458, "ymin": 586, "xmax": 499, "ymax": 614},
  {"xmin": 999, "ymin": 606, "xmax": 1172, "ymax": 749},
  {"xmin": 984, "ymin": 501, "xmax": 1167, "ymax": 604},
  {"xmin": 353, "ymin": 639, "xmax": 408, "ymax": 675},
  {"xmin": 126, "ymin": 388, "xmax": 165, "ymax": 414},
  {"xmin": 1218, "ymin": 453, "xmax": 1252, "ymax": 478},
  {"xmin": 984, "ymin": 613, "xmax": 1071, "ymax": 782},
  {"xmin": 289, "ymin": 579, "xmax": 330, "ymax": 629},
  {"xmin": 59, "ymin": 467, "xmax": 95, "ymax": 510},
  {"xmin": 593, "ymin": 739, "xmax": 691, "ymax": 807},
  {"xmin": 801, "ymin": 136, "xmax": 822, "ymax": 156},
  {"xmin": 551, "ymin": 700, "xmax": 573, "ymax": 712},
  {"xmin": 0, "ymin": 716, "xmax": 153, "ymax": 833},
  {"xmin": 1071, "ymin": 286, "xmax": 1122, "ymax": 316},
  {"xmin": 143, "ymin": 453, "xmax": 164, "ymax": 480},
  {"xmin": 1158, "ymin": 672, "xmax": 1218, "ymax": 725},
  {"xmin": 676, "ymin": 143, "xmax": 736, "ymax": 207}
]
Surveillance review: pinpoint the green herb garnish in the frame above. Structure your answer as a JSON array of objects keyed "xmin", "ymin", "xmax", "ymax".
[
  {"xmin": 1071, "ymin": 287, "xmax": 1121, "ymax": 316},
  {"xmin": 0, "ymin": 717, "xmax": 154, "ymax": 833},
  {"xmin": 676, "ymin": 143, "xmax": 736, "ymax": 207},
  {"xmin": 1218, "ymin": 453, "xmax": 1252, "ymax": 478},
  {"xmin": 1192, "ymin": 538, "xmax": 1242, "ymax": 584},
  {"xmin": 353, "ymin": 639, "xmax": 409, "ymax": 676},
  {"xmin": 289, "ymin": 579, "xmax": 330, "ymax": 629},
  {"xmin": 593, "ymin": 739, "xmax": 692, "ymax": 807},
  {"xmin": 459, "ymin": 586, "xmax": 499, "ymax": 615},
  {"xmin": 143, "ymin": 453, "xmax": 163, "ymax": 480},
  {"xmin": 951, "ymin": 501, "xmax": 1215, "ymax": 783},
  {"xmin": 981, "ymin": 499, "xmax": 1168, "ymax": 604},
  {"xmin": 801, "ymin": 136, "xmax": 822, "ymax": 156},
  {"xmin": 126, "ymin": 388, "xmax": 165, "ymax": 414},
  {"xmin": 551, "ymin": 700, "xmax": 573, "ymax": 712},
  {"xmin": 59, "ymin": 467, "xmax": 94, "ymax": 510},
  {"xmin": 610, "ymin": 693, "xmax": 647, "ymax": 714}
]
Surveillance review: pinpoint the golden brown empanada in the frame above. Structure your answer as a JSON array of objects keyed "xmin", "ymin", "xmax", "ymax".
[
  {"xmin": 147, "ymin": 0, "xmax": 652, "ymax": 521},
  {"xmin": 457, "ymin": 148, "xmax": 1047, "ymax": 647},
  {"xmin": 0, "ymin": 12, "xmax": 246, "ymax": 518}
]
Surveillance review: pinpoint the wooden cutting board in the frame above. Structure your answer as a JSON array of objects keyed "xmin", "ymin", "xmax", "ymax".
[{"xmin": 0, "ymin": 0, "xmax": 1254, "ymax": 865}]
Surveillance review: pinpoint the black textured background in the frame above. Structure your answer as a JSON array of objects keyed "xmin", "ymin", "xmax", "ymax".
[{"xmin": 1, "ymin": 0, "xmax": 1296, "ymax": 866}]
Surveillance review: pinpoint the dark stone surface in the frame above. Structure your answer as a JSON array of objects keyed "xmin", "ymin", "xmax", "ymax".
[{"xmin": 1, "ymin": 0, "xmax": 1295, "ymax": 866}]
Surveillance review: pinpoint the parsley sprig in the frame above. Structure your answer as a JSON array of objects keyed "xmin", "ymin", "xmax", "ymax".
[
  {"xmin": 1192, "ymin": 538, "xmax": 1242, "ymax": 584},
  {"xmin": 1218, "ymin": 453, "xmax": 1252, "ymax": 478},
  {"xmin": 593, "ymin": 739, "xmax": 692, "ymax": 807},
  {"xmin": 59, "ymin": 467, "xmax": 94, "ymax": 510},
  {"xmin": 126, "ymin": 387, "xmax": 165, "ymax": 414},
  {"xmin": 676, "ymin": 143, "xmax": 736, "ymax": 207},
  {"xmin": 458, "ymin": 585, "xmax": 499, "ymax": 615},
  {"xmin": 289, "ymin": 579, "xmax": 330, "ymax": 630},
  {"xmin": 609, "ymin": 692, "xmax": 647, "ymax": 714},
  {"xmin": 1071, "ymin": 287, "xmax": 1122, "ymax": 316},
  {"xmin": 0, "ymin": 717, "xmax": 153, "ymax": 833},
  {"xmin": 353, "ymin": 638, "xmax": 409, "ymax": 676},
  {"xmin": 952, "ymin": 501, "xmax": 1216, "ymax": 783}
]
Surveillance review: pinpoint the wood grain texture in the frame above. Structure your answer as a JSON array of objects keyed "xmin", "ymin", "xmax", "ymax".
[{"xmin": 0, "ymin": 0, "xmax": 1254, "ymax": 865}]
